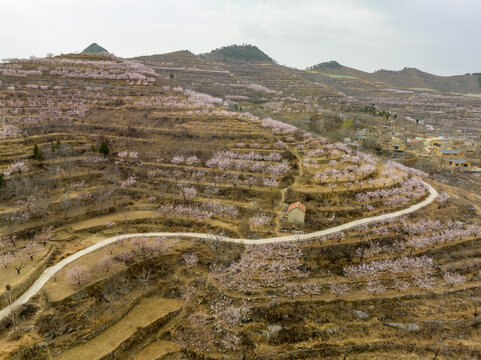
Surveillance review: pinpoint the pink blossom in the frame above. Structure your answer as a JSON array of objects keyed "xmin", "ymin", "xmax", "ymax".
[
  {"xmin": 249, "ymin": 214, "xmax": 272, "ymax": 229},
  {"xmin": 3, "ymin": 161, "xmax": 29, "ymax": 177},
  {"xmin": 261, "ymin": 117, "xmax": 297, "ymax": 134},
  {"xmin": 329, "ymin": 282, "xmax": 350, "ymax": 297},
  {"xmin": 183, "ymin": 253, "xmax": 199, "ymax": 268},
  {"xmin": 120, "ymin": 175, "xmax": 137, "ymax": 188},
  {"xmin": 442, "ymin": 272, "xmax": 465, "ymax": 287},
  {"xmin": 66, "ymin": 265, "xmax": 90, "ymax": 286}
]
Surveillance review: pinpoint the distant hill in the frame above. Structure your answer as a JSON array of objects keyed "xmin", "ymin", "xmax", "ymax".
[
  {"xmin": 371, "ymin": 67, "xmax": 480, "ymax": 93},
  {"xmin": 132, "ymin": 46, "xmax": 340, "ymax": 100},
  {"xmin": 82, "ymin": 43, "xmax": 109, "ymax": 54},
  {"xmin": 308, "ymin": 61, "xmax": 342, "ymax": 71},
  {"xmin": 308, "ymin": 61, "xmax": 481, "ymax": 94},
  {"xmin": 200, "ymin": 44, "xmax": 274, "ymax": 63}
]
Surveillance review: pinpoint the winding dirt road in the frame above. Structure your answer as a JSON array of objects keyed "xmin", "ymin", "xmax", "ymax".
[{"xmin": 0, "ymin": 182, "xmax": 438, "ymax": 321}]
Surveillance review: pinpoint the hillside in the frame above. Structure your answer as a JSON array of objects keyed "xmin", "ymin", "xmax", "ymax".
[
  {"xmin": 130, "ymin": 47, "xmax": 481, "ymax": 141},
  {"xmin": 132, "ymin": 47, "xmax": 341, "ymax": 101},
  {"xmin": 200, "ymin": 44, "xmax": 274, "ymax": 63},
  {"xmin": 308, "ymin": 60, "xmax": 343, "ymax": 71},
  {"xmin": 309, "ymin": 61, "xmax": 481, "ymax": 94},
  {"xmin": 372, "ymin": 67, "xmax": 481, "ymax": 93},
  {"xmin": 81, "ymin": 43, "xmax": 109, "ymax": 54},
  {"xmin": 309, "ymin": 61, "xmax": 372, "ymax": 80},
  {"xmin": 0, "ymin": 46, "xmax": 480, "ymax": 360},
  {"xmin": 133, "ymin": 50, "xmax": 218, "ymax": 70}
]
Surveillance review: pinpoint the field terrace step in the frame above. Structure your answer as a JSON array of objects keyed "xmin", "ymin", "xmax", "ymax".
[
  {"xmin": 54, "ymin": 297, "xmax": 182, "ymax": 360},
  {"xmin": 0, "ymin": 198, "xmax": 131, "ymax": 236}
]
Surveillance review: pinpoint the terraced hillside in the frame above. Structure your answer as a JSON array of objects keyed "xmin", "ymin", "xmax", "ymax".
[
  {"xmin": 304, "ymin": 61, "xmax": 481, "ymax": 139},
  {"xmin": 308, "ymin": 61, "xmax": 481, "ymax": 95},
  {"xmin": 135, "ymin": 46, "xmax": 342, "ymax": 106},
  {"xmin": 133, "ymin": 46, "xmax": 481, "ymax": 141},
  {"xmin": 0, "ymin": 49, "xmax": 480, "ymax": 359}
]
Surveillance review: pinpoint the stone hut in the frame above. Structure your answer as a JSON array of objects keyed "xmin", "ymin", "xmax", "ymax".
[{"xmin": 287, "ymin": 202, "xmax": 306, "ymax": 226}]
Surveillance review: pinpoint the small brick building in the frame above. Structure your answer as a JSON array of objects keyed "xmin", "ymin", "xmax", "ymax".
[
  {"xmin": 287, "ymin": 202, "xmax": 306, "ymax": 226},
  {"xmin": 436, "ymin": 148, "xmax": 464, "ymax": 157},
  {"xmin": 442, "ymin": 158, "xmax": 471, "ymax": 167},
  {"xmin": 392, "ymin": 143, "xmax": 405, "ymax": 152}
]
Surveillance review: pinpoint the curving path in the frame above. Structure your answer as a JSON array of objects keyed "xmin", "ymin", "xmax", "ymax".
[{"xmin": 0, "ymin": 182, "xmax": 438, "ymax": 321}]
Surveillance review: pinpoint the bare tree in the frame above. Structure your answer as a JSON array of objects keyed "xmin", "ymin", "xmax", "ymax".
[
  {"xmin": 14, "ymin": 261, "xmax": 26, "ymax": 275},
  {"xmin": 135, "ymin": 267, "xmax": 151, "ymax": 288}
]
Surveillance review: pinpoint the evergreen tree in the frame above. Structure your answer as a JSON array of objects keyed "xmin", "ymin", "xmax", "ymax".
[
  {"xmin": 33, "ymin": 144, "xmax": 43, "ymax": 160},
  {"xmin": 51, "ymin": 139, "xmax": 61, "ymax": 154},
  {"xmin": 99, "ymin": 140, "xmax": 109, "ymax": 157},
  {"xmin": 0, "ymin": 173, "xmax": 4, "ymax": 189}
]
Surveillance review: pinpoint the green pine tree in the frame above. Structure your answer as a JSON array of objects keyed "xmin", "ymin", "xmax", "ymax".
[
  {"xmin": 33, "ymin": 144, "xmax": 43, "ymax": 160},
  {"xmin": 99, "ymin": 140, "xmax": 109, "ymax": 157}
]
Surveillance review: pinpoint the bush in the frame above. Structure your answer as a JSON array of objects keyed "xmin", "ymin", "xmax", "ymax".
[{"xmin": 99, "ymin": 140, "xmax": 109, "ymax": 157}]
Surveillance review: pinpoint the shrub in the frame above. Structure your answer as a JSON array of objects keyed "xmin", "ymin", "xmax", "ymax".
[{"xmin": 99, "ymin": 140, "xmax": 109, "ymax": 157}]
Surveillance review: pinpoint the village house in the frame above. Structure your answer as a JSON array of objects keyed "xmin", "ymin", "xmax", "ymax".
[
  {"xmin": 436, "ymin": 148, "xmax": 465, "ymax": 157},
  {"xmin": 287, "ymin": 201, "xmax": 306, "ymax": 226},
  {"xmin": 309, "ymin": 140, "xmax": 323, "ymax": 147},
  {"xmin": 432, "ymin": 139, "xmax": 452, "ymax": 147},
  {"xmin": 407, "ymin": 138, "xmax": 423, "ymax": 149},
  {"xmin": 391, "ymin": 143, "xmax": 405, "ymax": 152},
  {"xmin": 442, "ymin": 158, "xmax": 471, "ymax": 167}
]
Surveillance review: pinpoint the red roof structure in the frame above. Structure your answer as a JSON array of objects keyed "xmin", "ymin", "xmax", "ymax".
[{"xmin": 288, "ymin": 201, "xmax": 306, "ymax": 213}]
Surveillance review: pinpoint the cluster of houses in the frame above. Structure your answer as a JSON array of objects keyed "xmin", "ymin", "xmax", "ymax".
[
  {"xmin": 390, "ymin": 138, "xmax": 423, "ymax": 152},
  {"xmin": 389, "ymin": 137, "xmax": 474, "ymax": 169},
  {"xmin": 435, "ymin": 147, "xmax": 471, "ymax": 167},
  {"xmin": 431, "ymin": 138, "xmax": 473, "ymax": 168}
]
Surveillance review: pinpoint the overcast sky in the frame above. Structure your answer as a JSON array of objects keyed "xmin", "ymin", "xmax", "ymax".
[{"xmin": 1, "ymin": 0, "xmax": 480, "ymax": 75}]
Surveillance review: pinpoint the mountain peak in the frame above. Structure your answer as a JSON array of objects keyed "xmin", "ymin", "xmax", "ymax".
[
  {"xmin": 201, "ymin": 44, "xmax": 274, "ymax": 63},
  {"xmin": 82, "ymin": 43, "xmax": 109, "ymax": 54},
  {"xmin": 308, "ymin": 61, "xmax": 342, "ymax": 71}
]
